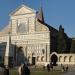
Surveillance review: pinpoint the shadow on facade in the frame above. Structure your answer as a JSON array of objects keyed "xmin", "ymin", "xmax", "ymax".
[
  {"xmin": 0, "ymin": 42, "xmax": 28, "ymax": 67},
  {"xmin": 16, "ymin": 46, "xmax": 28, "ymax": 66}
]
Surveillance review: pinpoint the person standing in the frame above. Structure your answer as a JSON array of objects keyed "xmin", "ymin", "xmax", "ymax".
[
  {"xmin": 4, "ymin": 66, "xmax": 9, "ymax": 75},
  {"xmin": 47, "ymin": 64, "xmax": 50, "ymax": 71},
  {"xmin": 22, "ymin": 63, "xmax": 30, "ymax": 75},
  {"xmin": 65, "ymin": 65, "xmax": 69, "ymax": 71},
  {"xmin": 18, "ymin": 64, "xmax": 24, "ymax": 75}
]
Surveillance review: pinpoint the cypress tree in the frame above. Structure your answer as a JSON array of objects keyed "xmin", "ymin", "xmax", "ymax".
[{"xmin": 57, "ymin": 25, "xmax": 67, "ymax": 53}]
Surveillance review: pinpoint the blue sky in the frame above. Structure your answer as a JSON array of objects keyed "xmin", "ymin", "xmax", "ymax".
[{"xmin": 0, "ymin": 0, "xmax": 75, "ymax": 37}]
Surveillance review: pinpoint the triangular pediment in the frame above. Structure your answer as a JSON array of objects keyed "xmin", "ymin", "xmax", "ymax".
[{"xmin": 10, "ymin": 5, "xmax": 36, "ymax": 16}]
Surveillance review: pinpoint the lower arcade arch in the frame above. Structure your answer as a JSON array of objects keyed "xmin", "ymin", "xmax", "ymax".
[{"xmin": 51, "ymin": 54, "xmax": 58, "ymax": 66}]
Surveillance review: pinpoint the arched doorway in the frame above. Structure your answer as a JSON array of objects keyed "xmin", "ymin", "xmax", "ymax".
[
  {"xmin": 17, "ymin": 46, "xmax": 26, "ymax": 66},
  {"xmin": 51, "ymin": 54, "xmax": 58, "ymax": 66},
  {"xmin": 32, "ymin": 53, "xmax": 36, "ymax": 65}
]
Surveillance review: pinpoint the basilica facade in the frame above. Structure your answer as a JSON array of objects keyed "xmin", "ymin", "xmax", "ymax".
[{"xmin": 0, "ymin": 5, "xmax": 75, "ymax": 66}]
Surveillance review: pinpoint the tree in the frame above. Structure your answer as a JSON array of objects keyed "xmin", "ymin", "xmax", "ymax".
[
  {"xmin": 70, "ymin": 40, "xmax": 75, "ymax": 53},
  {"xmin": 57, "ymin": 25, "xmax": 67, "ymax": 53}
]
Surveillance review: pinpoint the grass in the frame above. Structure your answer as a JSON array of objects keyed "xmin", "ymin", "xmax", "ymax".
[
  {"xmin": 30, "ymin": 67, "xmax": 63, "ymax": 75},
  {"xmin": 31, "ymin": 70, "xmax": 62, "ymax": 75},
  {"xmin": 10, "ymin": 69, "xmax": 19, "ymax": 75},
  {"xmin": 0, "ymin": 67, "xmax": 63, "ymax": 75}
]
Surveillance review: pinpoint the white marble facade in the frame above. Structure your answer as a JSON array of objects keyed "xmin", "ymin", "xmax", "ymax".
[
  {"xmin": 0, "ymin": 5, "xmax": 50, "ymax": 66},
  {"xmin": 0, "ymin": 5, "xmax": 75, "ymax": 66}
]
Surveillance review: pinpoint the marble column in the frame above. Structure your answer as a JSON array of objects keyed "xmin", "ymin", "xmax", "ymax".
[{"xmin": 4, "ymin": 33, "xmax": 11, "ymax": 67}]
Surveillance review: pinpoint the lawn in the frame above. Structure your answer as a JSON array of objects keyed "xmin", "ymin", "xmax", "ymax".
[
  {"xmin": 31, "ymin": 70, "xmax": 62, "ymax": 75},
  {"xmin": 30, "ymin": 67, "xmax": 62, "ymax": 75},
  {"xmin": 0, "ymin": 67, "xmax": 63, "ymax": 75}
]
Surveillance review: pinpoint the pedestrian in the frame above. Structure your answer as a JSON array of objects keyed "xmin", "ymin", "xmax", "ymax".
[
  {"xmin": 47, "ymin": 64, "xmax": 50, "ymax": 71},
  {"xmin": 61, "ymin": 64, "xmax": 63, "ymax": 68},
  {"xmin": 22, "ymin": 63, "xmax": 30, "ymax": 75},
  {"xmin": 62, "ymin": 66, "xmax": 65, "ymax": 72},
  {"xmin": 43, "ymin": 65, "xmax": 45, "ymax": 70},
  {"xmin": 4, "ymin": 66, "xmax": 9, "ymax": 75},
  {"xmin": 50, "ymin": 63, "xmax": 53, "ymax": 71},
  {"xmin": 18, "ymin": 64, "xmax": 24, "ymax": 75},
  {"xmin": 65, "ymin": 65, "xmax": 69, "ymax": 71},
  {"xmin": 61, "ymin": 64, "xmax": 63, "ymax": 72}
]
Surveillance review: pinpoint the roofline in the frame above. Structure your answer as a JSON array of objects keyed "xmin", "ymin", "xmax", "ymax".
[
  {"xmin": 9, "ymin": 4, "xmax": 36, "ymax": 16},
  {"xmin": 37, "ymin": 19, "xmax": 58, "ymax": 32}
]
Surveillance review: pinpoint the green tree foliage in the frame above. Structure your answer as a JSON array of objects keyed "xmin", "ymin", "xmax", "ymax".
[
  {"xmin": 57, "ymin": 25, "xmax": 67, "ymax": 53},
  {"xmin": 70, "ymin": 40, "xmax": 75, "ymax": 53}
]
